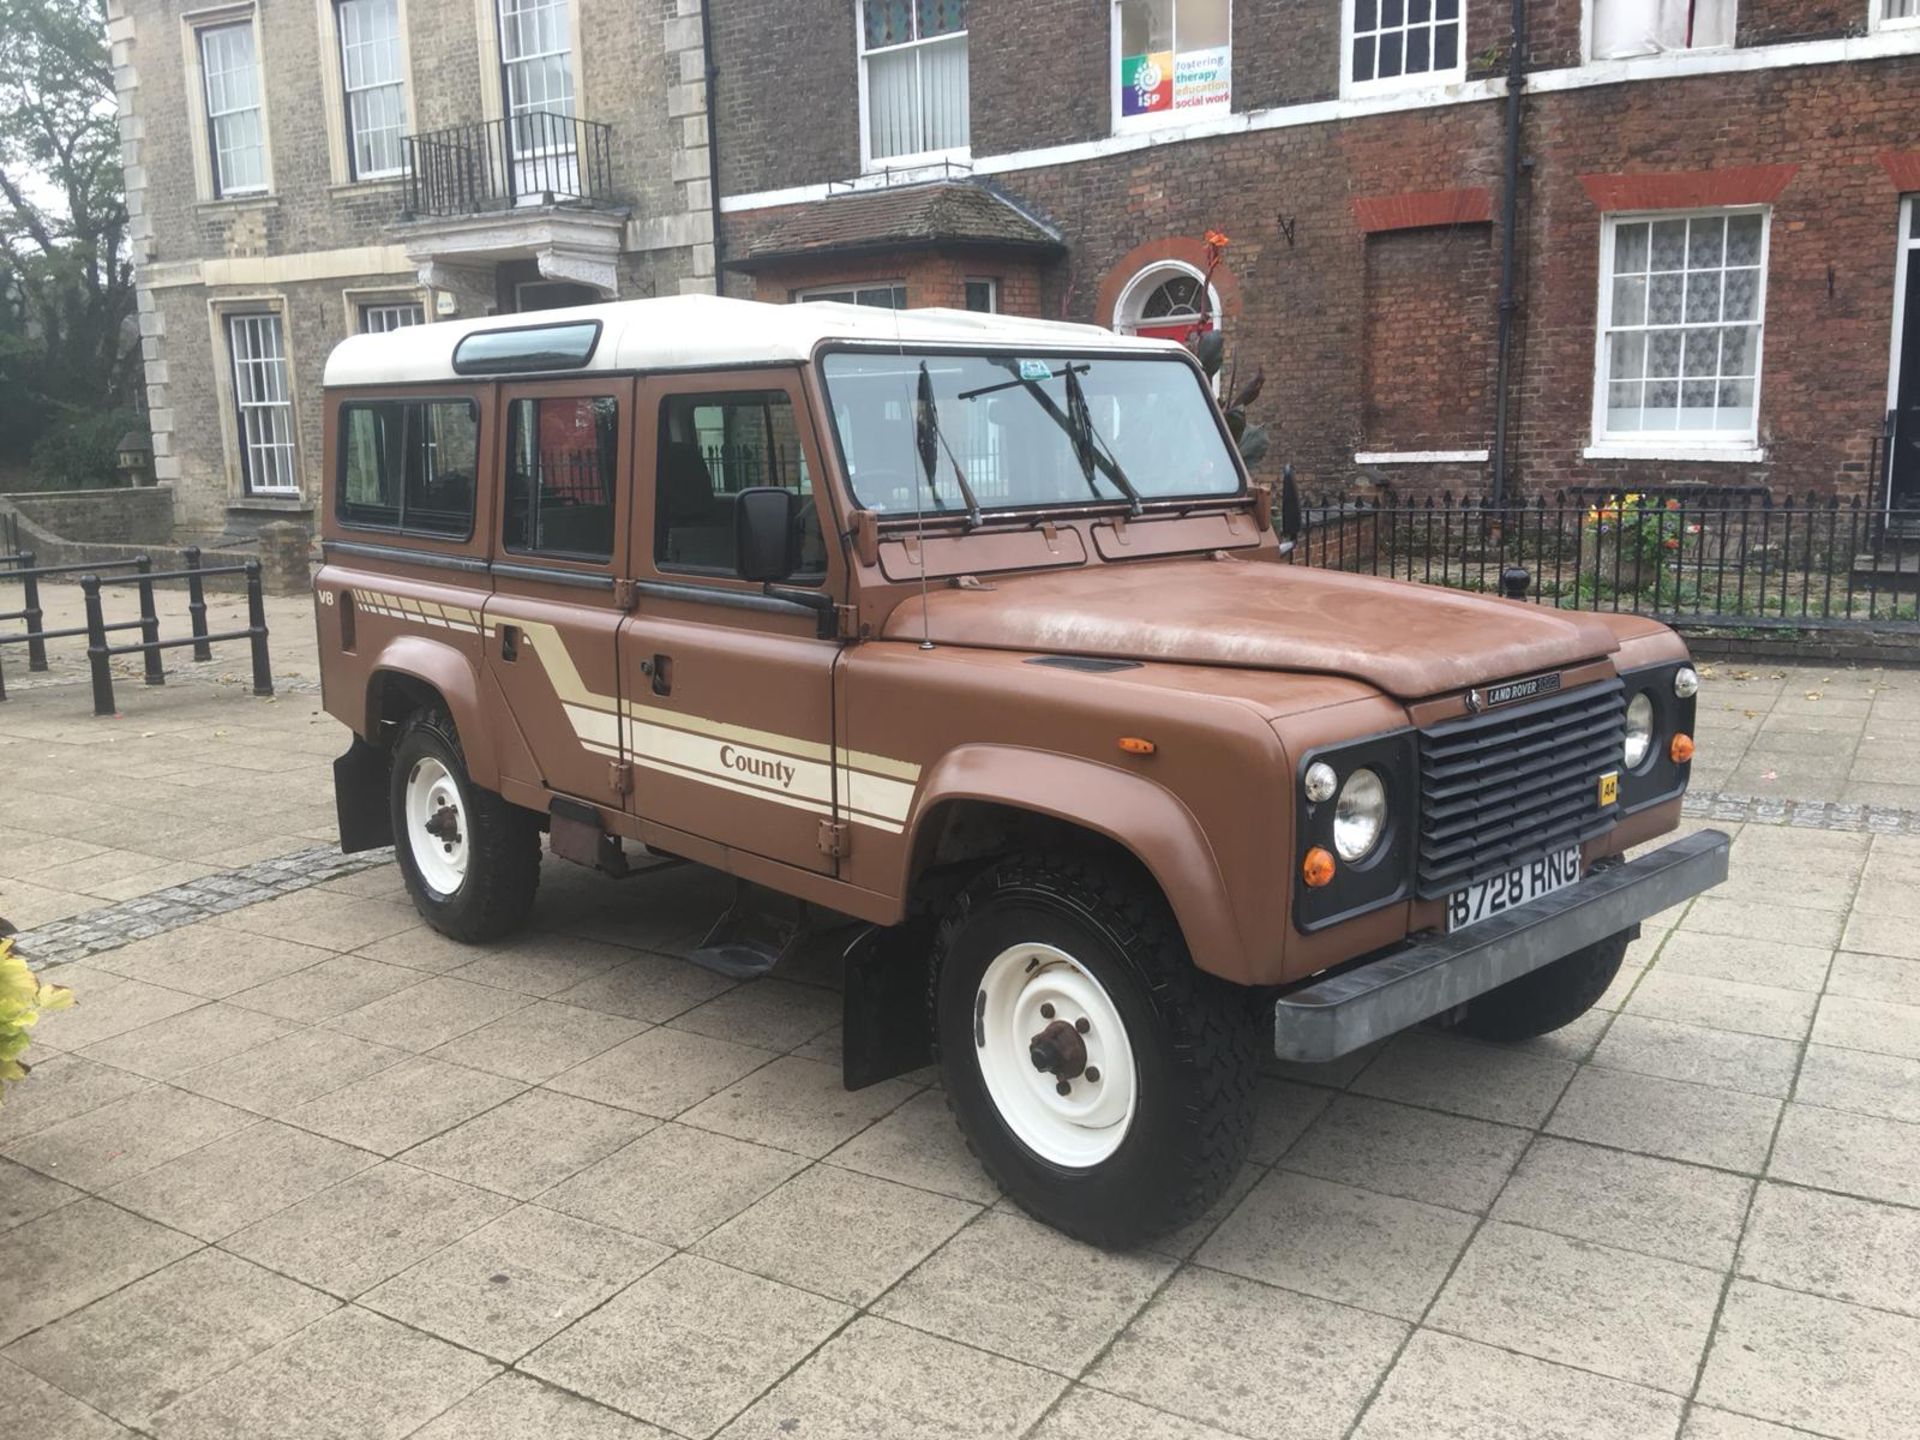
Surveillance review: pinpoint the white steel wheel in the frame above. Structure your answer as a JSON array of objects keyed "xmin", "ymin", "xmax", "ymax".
[
  {"xmin": 404, "ymin": 755, "xmax": 469, "ymax": 896},
  {"xmin": 975, "ymin": 941, "xmax": 1139, "ymax": 1168}
]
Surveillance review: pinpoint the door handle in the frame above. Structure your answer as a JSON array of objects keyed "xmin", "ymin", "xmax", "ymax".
[
  {"xmin": 650, "ymin": 653, "xmax": 671, "ymax": 696},
  {"xmin": 499, "ymin": 624, "xmax": 519, "ymax": 662}
]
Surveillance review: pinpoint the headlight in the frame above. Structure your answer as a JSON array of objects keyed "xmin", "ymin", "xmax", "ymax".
[
  {"xmin": 1304, "ymin": 761, "xmax": 1338, "ymax": 803},
  {"xmin": 1674, "ymin": 666, "xmax": 1699, "ymax": 699},
  {"xmin": 1334, "ymin": 768, "xmax": 1387, "ymax": 862},
  {"xmin": 1624, "ymin": 692, "xmax": 1655, "ymax": 769}
]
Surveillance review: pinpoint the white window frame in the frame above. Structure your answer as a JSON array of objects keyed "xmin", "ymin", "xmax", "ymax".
[
  {"xmin": 1587, "ymin": 205, "xmax": 1771, "ymax": 460},
  {"xmin": 963, "ymin": 277, "xmax": 998, "ymax": 313},
  {"xmin": 855, "ymin": 0, "xmax": 970, "ymax": 173},
  {"xmin": 1871, "ymin": 0, "xmax": 1920, "ymax": 32},
  {"xmin": 198, "ymin": 19, "xmax": 269, "ymax": 198},
  {"xmin": 795, "ymin": 281, "xmax": 909, "ymax": 308},
  {"xmin": 1110, "ymin": 0, "xmax": 1235, "ymax": 133},
  {"xmin": 1111, "ymin": 259, "xmax": 1221, "ymax": 337},
  {"xmin": 336, "ymin": 0, "xmax": 408, "ymax": 180},
  {"xmin": 1341, "ymin": 0, "xmax": 1464, "ymax": 99},
  {"xmin": 359, "ymin": 300, "xmax": 426, "ymax": 332},
  {"xmin": 227, "ymin": 312, "xmax": 300, "ymax": 496},
  {"xmin": 1582, "ymin": 0, "xmax": 1737, "ymax": 63}
]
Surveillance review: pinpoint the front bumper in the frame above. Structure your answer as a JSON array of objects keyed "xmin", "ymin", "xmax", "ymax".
[{"xmin": 1273, "ymin": 829, "xmax": 1730, "ymax": 1062}]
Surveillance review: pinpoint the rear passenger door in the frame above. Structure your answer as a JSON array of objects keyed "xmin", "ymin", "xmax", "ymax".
[
  {"xmin": 618, "ymin": 371, "xmax": 843, "ymax": 873},
  {"xmin": 482, "ymin": 378, "xmax": 633, "ymax": 809}
]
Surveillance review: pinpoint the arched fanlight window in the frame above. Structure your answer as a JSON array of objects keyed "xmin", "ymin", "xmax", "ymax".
[{"xmin": 1113, "ymin": 260, "xmax": 1221, "ymax": 342}]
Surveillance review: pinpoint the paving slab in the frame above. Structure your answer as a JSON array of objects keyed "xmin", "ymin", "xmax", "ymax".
[
  {"xmin": 1592, "ymin": 1014, "xmax": 1803, "ymax": 1098},
  {"xmin": 168, "ymin": 1025, "xmax": 409, "ymax": 1117},
  {"xmin": 3, "ymin": 1248, "xmax": 337, "ymax": 1427},
  {"xmin": 544, "ymin": 1025, "xmax": 776, "ymax": 1118},
  {"xmin": 281, "ymin": 1054, "xmax": 526, "ymax": 1155},
  {"xmin": 400, "ymin": 1087, "xmax": 657, "ymax": 1200},
  {"xmin": 1428, "ymin": 1220, "xmax": 1724, "ymax": 1394},
  {"xmin": 360, "ymin": 1204, "xmax": 670, "ymax": 1361},
  {"xmin": 1547, "ymin": 1066, "xmax": 1782, "ymax": 1172},
  {"xmin": 1198, "ymin": 1168, "xmax": 1474, "ymax": 1321},
  {"xmin": 1491, "ymin": 1136, "xmax": 1753, "ymax": 1270},
  {"xmin": 679, "ymin": 1054, "xmax": 916, "ymax": 1158},
  {"xmin": 0, "ymin": 1155, "xmax": 84, "ymax": 1232},
  {"xmin": 875, "ymin": 1208, "xmax": 1174, "ymax": 1374},
  {"xmin": 147, "ymin": 1303, "xmax": 498, "ymax": 1440},
  {"xmin": 1350, "ymin": 1031, "xmax": 1575, "ymax": 1128},
  {"xmin": 522, "ymin": 1253, "xmax": 850, "ymax": 1439},
  {"xmin": 823, "ymin": 1088, "xmax": 1001, "ymax": 1205},
  {"xmin": 2, "ymin": 1355, "xmax": 138, "ymax": 1440},
  {"xmin": 695, "ymin": 1162, "xmax": 979, "ymax": 1306},
  {"xmin": 715, "ymin": 1314, "xmax": 1065, "ymax": 1440},
  {"xmin": 1, "ymin": 1085, "xmax": 256, "ymax": 1192},
  {"xmin": 1768, "ymin": 1101, "xmax": 1920, "ymax": 1207},
  {"xmin": 426, "ymin": 999, "xmax": 648, "ymax": 1082},
  {"xmin": 0, "ymin": 1197, "xmax": 201, "ymax": 1347},
  {"xmin": 1087, "ymin": 1266, "xmax": 1407, "ymax": 1440},
  {"xmin": 101, "ymin": 1118, "xmax": 379, "ymax": 1240},
  {"xmin": 1282, "ymin": 1094, "xmax": 1530, "ymax": 1213},
  {"xmin": 1738, "ymin": 1180, "xmax": 1920, "ymax": 1319},
  {"xmin": 223, "ymin": 1160, "xmax": 514, "ymax": 1299},
  {"xmin": 538, "ymin": 1121, "xmax": 808, "ymax": 1248},
  {"xmin": 411, "ymin": 1373, "xmax": 673, "ymax": 1440},
  {"xmin": 1791, "ymin": 1042, "xmax": 1920, "ymax": 1125},
  {"xmin": 1698, "ymin": 1280, "xmax": 1920, "ymax": 1440},
  {"xmin": 1352, "ymin": 1329, "xmax": 1684, "ymax": 1440}
]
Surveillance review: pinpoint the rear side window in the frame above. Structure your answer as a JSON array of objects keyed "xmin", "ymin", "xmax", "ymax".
[
  {"xmin": 504, "ymin": 394, "xmax": 619, "ymax": 562},
  {"xmin": 337, "ymin": 399, "xmax": 479, "ymax": 537},
  {"xmin": 655, "ymin": 390, "xmax": 822, "ymax": 580}
]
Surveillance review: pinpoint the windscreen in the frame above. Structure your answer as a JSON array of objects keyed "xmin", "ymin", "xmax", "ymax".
[{"xmin": 819, "ymin": 350, "xmax": 1241, "ymax": 515}]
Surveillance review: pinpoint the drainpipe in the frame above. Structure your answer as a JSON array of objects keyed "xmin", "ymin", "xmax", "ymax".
[
  {"xmin": 1490, "ymin": 0, "xmax": 1526, "ymax": 508},
  {"xmin": 699, "ymin": 1, "xmax": 725, "ymax": 293}
]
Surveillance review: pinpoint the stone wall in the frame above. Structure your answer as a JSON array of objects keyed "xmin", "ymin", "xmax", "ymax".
[{"xmin": 1, "ymin": 488, "xmax": 176, "ymax": 547}]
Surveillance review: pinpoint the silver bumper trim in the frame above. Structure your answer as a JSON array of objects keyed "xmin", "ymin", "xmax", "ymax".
[{"xmin": 1273, "ymin": 829, "xmax": 1731, "ymax": 1063}]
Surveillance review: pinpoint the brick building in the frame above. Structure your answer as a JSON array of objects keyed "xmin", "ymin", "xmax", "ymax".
[
  {"xmin": 108, "ymin": 0, "xmax": 716, "ymax": 535},
  {"xmin": 712, "ymin": 0, "xmax": 1920, "ymax": 509}
]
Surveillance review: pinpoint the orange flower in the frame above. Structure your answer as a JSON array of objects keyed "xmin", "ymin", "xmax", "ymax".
[
  {"xmin": 1205, "ymin": 229, "xmax": 1231, "ymax": 249},
  {"xmin": 1663, "ymin": 537, "xmax": 1680, "ymax": 550}
]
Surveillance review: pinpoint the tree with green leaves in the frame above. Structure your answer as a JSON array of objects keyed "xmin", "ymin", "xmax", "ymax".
[{"xmin": 0, "ymin": 0, "xmax": 140, "ymax": 489}]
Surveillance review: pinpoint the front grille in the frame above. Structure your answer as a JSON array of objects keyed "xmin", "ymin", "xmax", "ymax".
[{"xmin": 1415, "ymin": 677, "xmax": 1625, "ymax": 899}]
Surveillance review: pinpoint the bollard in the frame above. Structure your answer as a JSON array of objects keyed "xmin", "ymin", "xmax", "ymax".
[
  {"xmin": 83, "ymin": 575, "xmax": 115, "ymax": 717},
  {"xmin": 135, "ymin": 554, "xmax": 164, "ymax": 686},
  {"xmin": 245, "ymin": 559, "xmax": 273, "ymax": 697},
  {"xmin": 21, "ymin": 550, "xmax": 45, "ymax": 671},
  {"xmin": 0, "ymin": 636, "xmax": 7, "ymax": 702},
  {"xmin": 184, "ymin": 546, "xmax": 212, "ymax": 662}
]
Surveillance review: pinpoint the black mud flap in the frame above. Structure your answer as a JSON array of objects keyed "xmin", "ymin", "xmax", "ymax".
[
  {"xmin": 841, "ymin": 918, "xmax": 936, "ymax": 1091},
  {"xmin": 334, "ymin": 736, "xmax": 393, "ymax": 853}
]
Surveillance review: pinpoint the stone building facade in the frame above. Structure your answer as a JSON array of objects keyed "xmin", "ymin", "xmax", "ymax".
[
  {"xmin": 109, "ymin": 0, "xmax": 715, "ymax": 536},
  {"xmin": 713, "ymin": 0, "xmax": 1920, "ymax": 509}
]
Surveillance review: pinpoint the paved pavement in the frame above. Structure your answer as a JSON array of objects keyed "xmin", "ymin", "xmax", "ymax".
[{"xmin": 4, "ymin": 572, "xmax": 1920, "ymax": 1440}]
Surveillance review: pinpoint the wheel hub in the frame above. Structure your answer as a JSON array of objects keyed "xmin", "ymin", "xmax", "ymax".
[
  {"xmin": 404, "ymin": 756, "xmax": 469, "ymax": 896},
  {"xmin": 974, "ymin": 942, "xmax": 1137, "ymax": 1169},
  {"xmin": 423, "ymin": 804, "xmax": 462, "ymax": 844}
]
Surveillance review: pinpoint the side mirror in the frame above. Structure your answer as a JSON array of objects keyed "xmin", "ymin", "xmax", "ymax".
[
  {"xmin": 734, "ymin": 486, "xmax": 800, "ymax": 584},
  {"xmin": 1280, "ymin": 465, "xmax": 1303, "ymax": 541}
]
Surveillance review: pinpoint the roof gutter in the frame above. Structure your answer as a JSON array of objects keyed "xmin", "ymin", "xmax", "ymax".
[{"xmin": 700, "ymin": 1, "xmax": 725, "ymax": 290}]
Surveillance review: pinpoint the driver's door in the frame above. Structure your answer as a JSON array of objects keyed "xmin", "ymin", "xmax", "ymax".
[{"xmin": 618, "ymin": 370, "xmax": 844, "ymax": 874}]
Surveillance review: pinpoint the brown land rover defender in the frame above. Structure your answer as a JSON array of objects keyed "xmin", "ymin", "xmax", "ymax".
[{"xmin": 316, "ymin": 295, "xmax": 1728, "ymax": 1248}]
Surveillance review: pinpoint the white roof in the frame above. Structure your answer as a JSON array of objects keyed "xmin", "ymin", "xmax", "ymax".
[{"xmin": 323, "ymin": 293, "xmax": 1183, "ymax": 387}]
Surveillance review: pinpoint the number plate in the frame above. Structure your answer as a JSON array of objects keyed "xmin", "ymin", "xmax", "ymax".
[{"xmin": 1447, "ymin": 844, "xmax": 1582, "ymax": 933}]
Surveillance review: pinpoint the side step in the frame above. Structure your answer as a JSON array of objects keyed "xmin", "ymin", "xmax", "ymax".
[{"xmin": 690, "ymin": 880, "xmax": 813, "ymax": 979}]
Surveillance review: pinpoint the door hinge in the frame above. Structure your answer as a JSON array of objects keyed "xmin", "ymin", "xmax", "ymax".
[
  {"xmin": 608, "ymin": 760, "xmax": 633, "ymax": 798},
  {"xmin": 613, "ymin": 578, "xmax": 639, "ymax": 612},
  {"xmin": 817, "ymin": 818, "xmax": 850, "ymax": 858}
]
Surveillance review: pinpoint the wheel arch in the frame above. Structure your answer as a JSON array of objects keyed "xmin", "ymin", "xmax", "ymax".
[
  {"xmin": 898, "ymin": 746, "xmax": 1251, "ymax": 982},
  {"xmin": 362, "ymin": 634, "xmax": 498, "ymax": 789}
]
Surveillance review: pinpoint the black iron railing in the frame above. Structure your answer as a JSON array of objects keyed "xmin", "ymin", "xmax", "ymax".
[
  {"xmin": 1291, "ymin": 491, "xmax": 1920, "ymax": 632},
  {"xmin": 401, "ymin": 113, "xmax": 617, "ymax": 217}
]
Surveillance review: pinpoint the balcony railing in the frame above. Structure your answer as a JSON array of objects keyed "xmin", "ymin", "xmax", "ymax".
[{"xmin": 401, "ymin": 113, "xmax": 617, "ymax": 218}]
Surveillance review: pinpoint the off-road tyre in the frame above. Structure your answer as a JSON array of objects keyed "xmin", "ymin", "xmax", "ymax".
[
  {"xmin": 930, "ymin": 853, "xmax": 1260, "ymax": 1250},
  {"xmin": 389, "ymin": 708, "xmax": 541, "ymax": 942},
  {"xmin": 1451, "ymin": 928, "xmax": 1632, "ymax": 1042}
]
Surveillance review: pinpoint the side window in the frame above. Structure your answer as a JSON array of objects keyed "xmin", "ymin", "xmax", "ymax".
[
  {"xmin": 503, "ymin": 394, "xmax": 618, "ymax": 562},
  {"xmin": 337, "ymin": 399, "xmax": 478, "ymax": 536},
  {"xmin": 656, "ymin": 391, "xmax": 823, "ymax": 580}
]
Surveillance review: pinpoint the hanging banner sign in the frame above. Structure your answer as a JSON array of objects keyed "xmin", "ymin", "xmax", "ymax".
[{"xmin": 1121, "ymin": 46, "xmax": 1231, "ymax": 118}]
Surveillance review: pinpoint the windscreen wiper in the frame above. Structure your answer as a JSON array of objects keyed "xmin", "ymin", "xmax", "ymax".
[
  {"xmin": 916, "ymin": 362, "xmax": 983, "ymax": 529},
  {"xmin": 1064, "ymin": 364, "xmax": 1145, "ymax": 516}
]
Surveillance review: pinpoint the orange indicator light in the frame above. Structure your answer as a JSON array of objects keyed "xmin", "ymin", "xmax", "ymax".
[
  {"xmin": 1118, "ymin": 737, "xmax": 1157, "ymax": 756},
  {"xmin": 1303, "ymin": 847, "xmax": 1336, "ymax": 888},
  {"xmin": 1670, "ymin": 733, "xmax": 1695, "ymax": 763}
]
